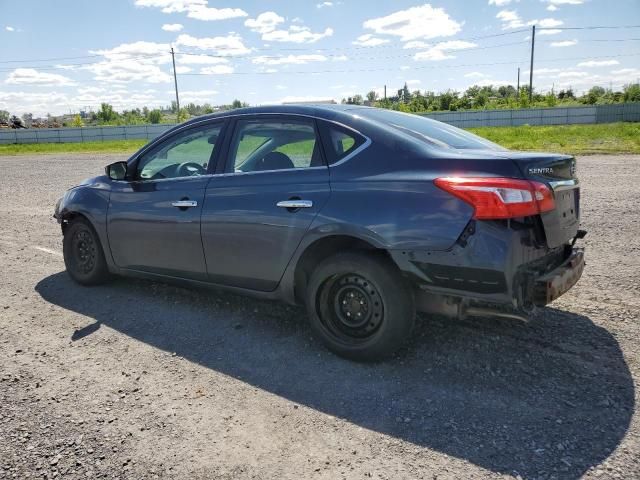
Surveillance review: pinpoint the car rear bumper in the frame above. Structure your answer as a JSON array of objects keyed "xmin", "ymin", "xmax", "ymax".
[
  {"xmin": 389, "ymin": 220, "xmax": 585, "ymax": 314},
  {"xmin": 532, "ymin": 247, "xmax": 584, "ymax": 306}
]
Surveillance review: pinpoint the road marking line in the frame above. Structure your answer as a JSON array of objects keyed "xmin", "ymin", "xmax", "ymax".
[{"xmin": 32, "ymin": 246, "xmax": 62, "ymax": 257}]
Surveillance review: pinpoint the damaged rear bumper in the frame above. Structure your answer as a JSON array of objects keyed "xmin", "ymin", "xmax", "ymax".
[{"xmin": 390, "ymin": 221, "xmax": 586, "ymax": 320}]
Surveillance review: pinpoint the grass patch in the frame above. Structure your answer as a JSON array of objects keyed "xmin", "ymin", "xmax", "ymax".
[
  {"xmin": 0, "ymin": 139, "xmax": 147, "ymax": 155},
  {"xmin": 469, "ymin": 123, "xmax": 640, "ymax": 155},
  {"xmin": 1, "ymin": 123, "xmax": 639, "ymax": 156}
]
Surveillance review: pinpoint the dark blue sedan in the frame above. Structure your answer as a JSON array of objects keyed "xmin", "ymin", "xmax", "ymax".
[{"xmin": 54, "ymin": 105, "xmax": 585, "ymax": 360}]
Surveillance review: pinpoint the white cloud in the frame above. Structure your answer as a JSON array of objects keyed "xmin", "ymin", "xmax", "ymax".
[
  {"xmin": 179, "ymin": 89, "xmax": 219, "ymax": 103},
  {"xmin": 263, "ymin": 26, "xmax": 333, "ymax": 43},
  {"xmin": 86, "ymin": 60, "xmax": 172, "ymax": 84},
  {"xmin": 252, "ymin": 54, "xmax": 328, "ymax": 65},
  {"xmin": 173, "ymin": 66, "xmax": 192, "ymax": 74},
  {"xmin": 406, "ymin": 79, "xmax": 421, "ymax": 86},
  {"xmin": 5, "ymin": 26, "xmax": 15, "ymax": 32},
  {"xmin": 578, "ymin": 60, "xmax": 620, "ymax": 67},
  {"xmin": 414, "ymin": 40, "xmax": 477, "ymax": 61},
  {"xmin": 245, "ymin": 12, "xmax": 332, "ymax": 43},
  {"xmin": 177, "ymin": 54, "xmax": 229, "ymax": 65},
  {"xmin": 244, "ymin": 12, "xmax": 284, "ymax": 34},
  {"xmin": 134, "ymin": 0, "xmax": 247, "ymax": 21},
  {"xmin": 5, "ymin": 68, "xmax": 77, "ymax": 87},
  {"xmin": 546, "ymin": 4, "xmax": 558, "ymax": 11},
  {"xmin": 536, "ymin": 18, "xmax": 563, "ymax": 28},
  {"xmin": 543, "ymin": 0, "xmax": 584, "ymax": 4},
  {"xmin": 175, "ymin": 33, "xmax": 250, "ymax": 55},
  {"xmin": 362, "ymin": 4, "xmax": 461, "ymax": 41},
  {"xmin": 538, "ymin": 29, "xmax": 562, "ymax": 35},
  {"xmin": 186, "ymin": 5, "xmax": 247, "ymax": 21},
  {"xmin": 162, "ymin": 23, "xmax": 183, "ymax": 32},
  {"xmin": 465, "ymin": 71, "xmax": 488, "ymax": 78},
  {"xmin": 403, "ymin": 40, "xmax": 430, "ymax": 49},
  {"xmin": 557, "ymin": 71, "xmax": 588, "ymax": 78},
  {"xmin": 550, "ymin": 39, "xmax": 577, "ymax": 47},
  {"xmin": 496, "ymin": 10, "xmax": 524, "ymax": 29},
  {"xmin": 200, "ymin": 65, "xmax": 234, "ymax": 74},
  {"xmin": 316, "ymin": 1, "xmax": 336, "ymax": 8},
  {"xmin": 353, "ymin": 34, "xmax": 389, "ymax": 47},
  {"xmin": 489, "ymin": 0, "xmax": 516, "ymax": 5},
  {"xmin": 612, "ymin": 68, "xmax": 640, "ymax": 75},
  {"xmin": 84, "ymin": 41, "xmax": 173, "ymax": 84},
  {"xmin": 400, "ymin": 65, "xmax": 411, "ymax": 71},
  {"xmin": 497, "ymin": 10, "xmax": 563, "ymax": 30}
]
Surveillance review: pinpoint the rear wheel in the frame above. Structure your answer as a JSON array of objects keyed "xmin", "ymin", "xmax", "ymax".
[
  {"xmin": 63, "ymin": 218, "xmax": 110, "ymax": 286},
  {"xmin": 306, "ymin": 252, "xmax": 415, "ymax": 361}
]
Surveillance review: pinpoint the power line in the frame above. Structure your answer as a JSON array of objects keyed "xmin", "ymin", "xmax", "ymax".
[
  {"xmin": 0, "ymin": 40, "xmax": 532, "ymax": 73},
  {"xmin": 177, "ymin": 52, "xmax": 640, "ymax": 77},
  {"xmin": 538, "ymin": 25, "xmax": 640, "ymax": 30}
]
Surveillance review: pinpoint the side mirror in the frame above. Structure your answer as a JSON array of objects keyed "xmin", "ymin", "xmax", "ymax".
[{"xmin": 105, "ymin": 161, "xmax": 128, "ymax": 181}]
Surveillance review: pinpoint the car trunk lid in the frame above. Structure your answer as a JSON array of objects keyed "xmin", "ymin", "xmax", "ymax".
[{"xmin": 509, "ymin": 152, "xmax": 579, "ymax": 248}]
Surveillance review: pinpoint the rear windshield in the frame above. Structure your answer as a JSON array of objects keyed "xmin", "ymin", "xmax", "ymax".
[{"xmin": 358, "ymin": 108, "xmax": 506, "ymax": 151}]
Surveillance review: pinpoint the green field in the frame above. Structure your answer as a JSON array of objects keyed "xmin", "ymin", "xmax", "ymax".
[
  {"xmin": 468, "ymin": 123, "xmax": 640, "ymax": 155},
  {"xmin": 1, "ymin": 123, "xmax": 639, "ymax": 156}
]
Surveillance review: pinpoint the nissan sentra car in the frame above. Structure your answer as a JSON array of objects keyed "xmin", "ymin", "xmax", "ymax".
[{"xmin": 54, "ymin": 105, "xmax": 585, "ymax": 360}]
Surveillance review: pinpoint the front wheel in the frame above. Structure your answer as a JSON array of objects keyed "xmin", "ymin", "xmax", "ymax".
[
  {"xmin": 63, "ymin": 218, "xmax": 110, "ymax": 286},
  {"xmin": 306, "ymin": 252, "xmax": 415, "ymax": 361}
]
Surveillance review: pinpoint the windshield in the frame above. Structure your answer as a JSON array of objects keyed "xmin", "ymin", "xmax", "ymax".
[{"xmin": 358, "ymin": 108, "xmax": 506, "ymax": 151}]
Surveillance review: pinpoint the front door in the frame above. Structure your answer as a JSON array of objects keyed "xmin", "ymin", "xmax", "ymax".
[
  {"xmin": 201, "ymin": 116, "xmax": 330, "ymax": 291},
  {"xmin": 107, "ymin": 121, "xmax": 224, "ymax": 281}
]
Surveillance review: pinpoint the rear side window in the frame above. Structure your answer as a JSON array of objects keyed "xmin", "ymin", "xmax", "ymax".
[
  {"xmin": 228, "ymin": 118, "xmax": 324, "ymax": 173},
  {"xmin": 319, "ymin": 122, "xmax": 366, "ymax": 165}
]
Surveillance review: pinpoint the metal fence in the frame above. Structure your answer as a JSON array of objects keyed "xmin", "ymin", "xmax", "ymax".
[
  {"xmin": 419, "ymin": 102, "xmax": 640, "ymax": 128},
  {"xmin": 1, "ymin": 103, "xmax": 639, "ymax": 144},
  {"xmin": 0, "ymin": 123, "xmax": 174, "ymax": 145}
]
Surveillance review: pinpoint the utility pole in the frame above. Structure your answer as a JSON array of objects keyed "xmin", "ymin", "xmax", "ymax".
[
  {"xmin": 529, "ymin": 25, "xmax": 535, "ymax": 102},
  {"xmin": 171, "ymin": 47, "xmax": 180, "ymax": 121},
  {"xmin": 384, "ymin": 85, "xmax": 387, "ymax": 101},
  {"xmin": 517, "ymin": 67, "xmax": 520, "ymax": 93}
]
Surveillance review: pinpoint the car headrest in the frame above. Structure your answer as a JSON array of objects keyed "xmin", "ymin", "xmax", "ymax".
[{"xmin": 256, "ymin": 151, "xmax": 295, "ymax": 171}]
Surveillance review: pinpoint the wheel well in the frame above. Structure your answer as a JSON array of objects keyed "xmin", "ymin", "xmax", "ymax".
[
  {"xmin": 293, "ymin": 235, "xmax": 389, "ymax": 304},
  {"xmin": 60, "ymin": 211, "xmax": 89, "ymax": 235}
]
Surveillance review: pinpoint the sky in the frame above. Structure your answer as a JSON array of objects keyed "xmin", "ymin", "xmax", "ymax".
[{"xmin": 1, "ymin": 0, "xmax": 639, "ymax": 116}]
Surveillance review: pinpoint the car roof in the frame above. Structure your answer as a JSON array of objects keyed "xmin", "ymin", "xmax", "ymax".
[{"xmin": 182, "ymin": 103, "xmax": 371, "ymax": 126}]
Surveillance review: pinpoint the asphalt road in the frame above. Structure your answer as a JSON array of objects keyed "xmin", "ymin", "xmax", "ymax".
[{"xmin": 1, "ymin": 153, "xmax": 639, "ymax": 479}]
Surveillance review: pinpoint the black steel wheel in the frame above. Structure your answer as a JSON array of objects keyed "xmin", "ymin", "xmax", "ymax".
[
  {"xmin": 63, "ymin": 218, "xmax": 110, "ymax": 285},
  {"xmin": 306, "ymin": 252, "xmax": 415, "ymax": 361}
]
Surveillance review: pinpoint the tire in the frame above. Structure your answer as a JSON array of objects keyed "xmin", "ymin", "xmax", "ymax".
[
  {"xmin": 63, "ymin": 218, "xmax": 110, "ymax": 286},
  {"xmin": 305, "ymin": 251, "xmax": 415, "ymax": 361}
]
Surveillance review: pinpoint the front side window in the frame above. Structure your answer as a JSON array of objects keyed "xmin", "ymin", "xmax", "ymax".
[
  {"xmin": 228, "ymin": 118, "xmax": 323, "ymax": 173},
  {"xmin": 137, "ymin": 123, "xmax": 223, "ymax": 180}
]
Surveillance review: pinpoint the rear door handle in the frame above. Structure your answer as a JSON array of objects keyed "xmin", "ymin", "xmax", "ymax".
[
  {"xmin": 276, "ymin": 200, "xmax": 313, "ymax": 209},
  {"xmin": 171, "ymin": 200, "xmax": 198, "ymax": 208}
]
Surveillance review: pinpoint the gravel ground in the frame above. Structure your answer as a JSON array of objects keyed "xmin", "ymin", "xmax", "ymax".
[{"xmin": 0, "ymin": 153, "xmax": 639, "ymax": 480}]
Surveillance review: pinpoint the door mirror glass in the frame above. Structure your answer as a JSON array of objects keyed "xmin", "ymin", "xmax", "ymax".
[{"xmin": 106, "ymin": 161, "xmax": 128, "ymax": 180}]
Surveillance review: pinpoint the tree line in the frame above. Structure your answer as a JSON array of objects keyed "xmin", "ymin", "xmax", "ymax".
[{"xmin": 346, "ymin": 82, "xmax": 640, "ymax": 112}]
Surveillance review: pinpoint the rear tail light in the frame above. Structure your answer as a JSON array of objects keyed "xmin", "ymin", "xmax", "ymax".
[{"xmin": 434, "ymin": 177, "xmax": 555, "ymax": 220}]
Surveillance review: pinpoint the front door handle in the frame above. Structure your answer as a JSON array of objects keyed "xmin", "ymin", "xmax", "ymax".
[
  {"xmin": 171, "ymin": 200, "xmax": 198, "ymax": 208},
  {"xmin": 276, "ymin": 200, "xmax": 313, "ymax": 209}
]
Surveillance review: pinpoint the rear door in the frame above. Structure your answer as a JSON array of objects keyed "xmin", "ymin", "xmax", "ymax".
[{"xmin": 201, "ymin": 115, "xmax": 330, "ymax": 291}]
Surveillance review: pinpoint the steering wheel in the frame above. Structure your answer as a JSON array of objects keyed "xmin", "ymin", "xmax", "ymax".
[{"xmin": 177, "ymin": 162, "xmax": 206, "ymax": 177}]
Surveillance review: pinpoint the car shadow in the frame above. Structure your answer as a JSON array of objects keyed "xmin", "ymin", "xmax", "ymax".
[{"xmin": 35, "ymin": 272, "xmax": 634, "ymax": 479}]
